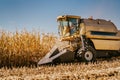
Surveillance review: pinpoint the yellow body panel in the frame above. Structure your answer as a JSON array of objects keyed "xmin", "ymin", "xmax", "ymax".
[
  {"xmin": 91, "ymin": 39, "xmax": 120, "ymax": 50},
  {"xmin": 86, "ymin": 31, "xmax": 120, "ymax": 40},
  {"xmin": 60, "ymin": 34, "xmax": 80, "ymax": 41},
  {"xmin": 83, "ymin": 19, "xmax": 118, "ymax": 33},
  {"xmin": 57, "ymin": 15, "xmax": 80, "ymax": 21},
  {"xmin": 80, "ymin": 19, "xmax": 120, "ymax": 51},
  {"xmin": 86, "ymin": 31, "xmax": 120, "ymax": 50},
  {"xmin": 86, "ymin": 26, "xmax": 117, "ymax": 33}
]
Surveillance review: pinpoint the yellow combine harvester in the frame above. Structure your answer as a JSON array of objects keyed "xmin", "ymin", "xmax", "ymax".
[{"xmin": 38, "ymin": 15, "xmax": 120, "ymax": 65}]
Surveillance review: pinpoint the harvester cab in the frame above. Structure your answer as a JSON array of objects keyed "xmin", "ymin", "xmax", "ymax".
[{"xmin": 57, "ymin": 15, "xmax": 81, "ymax": 41}]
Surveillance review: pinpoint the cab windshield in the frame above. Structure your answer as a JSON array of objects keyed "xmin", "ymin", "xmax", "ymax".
[{"xmin": 58, "ymin": 18, "xmax": 78, "ymax": 37}]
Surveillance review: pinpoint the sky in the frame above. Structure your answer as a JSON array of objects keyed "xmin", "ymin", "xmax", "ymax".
[{"xmin": 0, "ymin": 0, "xmax": 120, "ymax": 34}]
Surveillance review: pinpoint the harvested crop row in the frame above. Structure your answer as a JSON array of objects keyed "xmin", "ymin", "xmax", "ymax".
[{"xmin": 0, "ymin": 56, "xmax": 120, "ymax": 80}]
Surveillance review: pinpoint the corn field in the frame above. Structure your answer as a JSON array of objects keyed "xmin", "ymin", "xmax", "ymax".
[
  {"xmin": 0, "ymin": 30, "xmax": 120, "ymax": 80},
  {"xmin": 0, "ymin": 30, "xmax": 56, "ymax": 67}
]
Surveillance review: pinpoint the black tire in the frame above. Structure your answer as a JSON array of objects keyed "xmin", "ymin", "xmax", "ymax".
[{"xmin": 82, "ymin": 46, "xmax": 96, "ymax": 62}]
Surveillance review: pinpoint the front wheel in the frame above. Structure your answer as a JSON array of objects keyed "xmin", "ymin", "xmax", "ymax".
[{"xmin": 77, "ymin": 46, "xmax": 96, "ymax": 62}]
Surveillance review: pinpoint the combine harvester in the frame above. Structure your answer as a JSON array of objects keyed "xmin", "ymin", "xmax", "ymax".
[{"xmin": 38, "ymin": 15, "xmax": 120, "ymax": 65}]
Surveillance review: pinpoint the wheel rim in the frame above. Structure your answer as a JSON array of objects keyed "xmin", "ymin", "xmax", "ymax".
[{"xmin": 84, "ymin": 51, "xmax": 93, "ymax": 61}]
